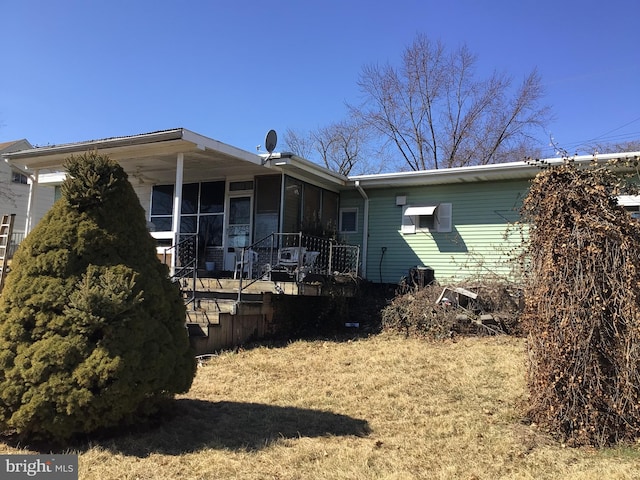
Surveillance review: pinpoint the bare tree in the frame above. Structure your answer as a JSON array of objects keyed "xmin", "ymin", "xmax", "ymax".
[
  {"xmin": 587, "ymin": 139, "xmax": 640, "ymax": 155},
  {"xmin": 282, "ymin": 128, "xmax": 315, "ymax": 160},
  {"xmin": 284, "ymin": 120, "xmax": 378, "ymax": 176},
  {"xmin": 350, "ymin": 34, "xmax": 551, "ymax": 170}
]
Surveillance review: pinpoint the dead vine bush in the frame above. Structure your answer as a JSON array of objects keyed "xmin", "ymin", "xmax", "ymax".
[{"xmin": 522, "ymin": 156, "xmax": 640, "ymax": 447}]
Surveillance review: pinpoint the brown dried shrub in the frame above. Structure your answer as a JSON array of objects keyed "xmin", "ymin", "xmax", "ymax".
[
  {"xmin": 381, "ymin": 280, "xmax": 523, "ymax": 340},
  {"xmin": 522, "ymin": 157, "xmax": 640, "ymax": 447}
]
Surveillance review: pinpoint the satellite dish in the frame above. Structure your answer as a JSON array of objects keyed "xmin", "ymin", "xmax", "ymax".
[{"xmin": 265, "ymin": 129, "xmax": 277, "ymax": 154}]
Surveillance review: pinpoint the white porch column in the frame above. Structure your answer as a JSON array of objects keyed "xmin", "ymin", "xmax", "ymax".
[
  {"xmin": 171, "ymin": 153, "xmax": 184, "ymax": 272},
  {"xmin": 25, "ymin": 169, "xmax": 39, "ymax": 234}
]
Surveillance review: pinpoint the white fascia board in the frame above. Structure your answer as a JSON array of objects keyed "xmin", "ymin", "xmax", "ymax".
[{"xmin": 261, "ymin": 152, "xmax": 349, "ymax": 188}]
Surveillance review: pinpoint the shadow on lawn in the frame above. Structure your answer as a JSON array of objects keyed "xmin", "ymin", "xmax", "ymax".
[{"xmin": 96, "ymin": 399, "xmax": 371, "ymax": 456}]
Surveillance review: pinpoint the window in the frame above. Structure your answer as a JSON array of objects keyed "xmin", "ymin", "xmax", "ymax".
[
  {"xmin": 11, "ymin": 171, "xmax": 28, "ymax": 184},
  {"xmin": 402, "ymin": 203, "xmax": 452, "ymax": 234},
  {"xmin": 339, "ymin": 208, "xmax": 358, "ymax": 233}
]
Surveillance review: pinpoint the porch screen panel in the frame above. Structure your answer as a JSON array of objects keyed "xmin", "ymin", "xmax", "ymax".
[
  {"xmin": 254, "ymin": 175, "xmax": 281, "ymax": 241},
  {"xmin": 198, "ymin": 181, "xmax": 225, "ymax": 260},
  {"xmin": 178, "ymin": 183, "xmax": 199, "ymax": 244},
  {"xmin": 303, "ymin": 184, "xmax": 322, "ymax": 234},
  {"xmin": 181, "ymin": 183, "xmax": 199, "ymax": 214},
  {"xmin": 150, "ymin": 184, "xmax": 174, "ymax": 231},
  {"xmin": 322, "ymin": 190, "xmax": 339, "ymax": 235},
  {"xmin": 199, "ymin": 215, "xmax": 223, "ymax": 248},
  {"xmin": 283, "ymin": 176, "xmax": 302, "ymax": 233},
  {"xmin": 200, "ymin": 181, "xmax": 225, "ymax": 213}
]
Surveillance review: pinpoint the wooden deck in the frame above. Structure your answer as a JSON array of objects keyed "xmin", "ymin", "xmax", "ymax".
[{"xmin": 183, "ymin": 274, "xmax": 358, "ymax": 356}]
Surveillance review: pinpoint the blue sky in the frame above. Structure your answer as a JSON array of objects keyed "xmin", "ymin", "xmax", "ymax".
[{"xmin": 2, "ymin": 0, "xmax": 639, "ymax": 162}]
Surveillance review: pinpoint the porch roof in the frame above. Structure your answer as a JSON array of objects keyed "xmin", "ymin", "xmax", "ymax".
[
  {"xmin": 3, "ymin": 128, "xmax": 352, "ymax": 190},
  {"xmin": 2, "ymin": 128, "xmax": 270, "ymax": 185}
]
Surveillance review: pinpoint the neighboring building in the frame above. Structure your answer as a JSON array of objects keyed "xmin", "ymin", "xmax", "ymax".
[
  {"xmin": 3, "ymin": 129, "xmax": 639, "ymax": 285},
  {"xmin": 0, "ymin": 139, "xmax": 56, "ymax": 254}
]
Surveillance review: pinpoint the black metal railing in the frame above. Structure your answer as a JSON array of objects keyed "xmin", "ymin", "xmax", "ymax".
[{"xmin": 164, "ymin": 234, "xmax": 199, "ymax": 309}]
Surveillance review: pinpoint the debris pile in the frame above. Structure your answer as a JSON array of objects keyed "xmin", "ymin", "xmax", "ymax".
[{"xmin": 381, "ymin": 281, "xmax": 522, "ymax": 340}]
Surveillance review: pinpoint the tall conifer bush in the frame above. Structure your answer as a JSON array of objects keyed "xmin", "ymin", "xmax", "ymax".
[
  {"xmin": 522, "ymin": 157, "xmax": 640, "ymax": 446},
  {"xmin": 0, "ymin": 152, "xmax": 196, "ymax": 443}
]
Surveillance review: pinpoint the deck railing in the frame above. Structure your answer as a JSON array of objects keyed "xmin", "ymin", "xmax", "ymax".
[
  {"xmin": 8, "ymin": 232, "xmax": 24, "ymax": 259},
  {"xmin": 236, "ymin": 232, "xmax": 360, "ymax": 300}
]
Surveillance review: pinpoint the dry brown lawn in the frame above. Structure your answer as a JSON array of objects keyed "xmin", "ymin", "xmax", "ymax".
[{"xmin": 3, "ymin": 334, "xmax": 640, "ymax": 479}]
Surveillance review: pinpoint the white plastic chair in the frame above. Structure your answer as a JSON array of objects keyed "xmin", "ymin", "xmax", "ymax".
[{"xmin": 234, "ymin": 248, "xmax": 258, "ymax": 279}]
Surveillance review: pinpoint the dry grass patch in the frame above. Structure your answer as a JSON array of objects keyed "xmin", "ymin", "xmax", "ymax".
[{"xmin": 3, "ymin": 334, "xmax": 640, "ymax": 479}]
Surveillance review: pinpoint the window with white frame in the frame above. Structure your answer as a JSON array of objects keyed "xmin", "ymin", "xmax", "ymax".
[
  {"xmin": 339, "ymin": 207, "xmax": 358, "ymax": 233},
  {"xmin": 11, "ymin": 170, "xmax": 28, "ymax": 184},
  {"xmin": 401, "ymin": 203, "xmax": 452, "ymax": 234}
]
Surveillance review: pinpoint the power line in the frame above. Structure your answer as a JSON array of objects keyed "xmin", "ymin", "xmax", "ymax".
[
  {"xmin": 539, "ymin": 117, "xmax": 640, "ymax": 156},
  {"xmin": 584, "ymin": 115, "xmax": 640, "ymax": 144}
]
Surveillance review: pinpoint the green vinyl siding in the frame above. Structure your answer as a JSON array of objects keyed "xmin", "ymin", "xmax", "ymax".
[{"xmin": 363, "ymin": 179, "xmax": 529, "ymax": 284}]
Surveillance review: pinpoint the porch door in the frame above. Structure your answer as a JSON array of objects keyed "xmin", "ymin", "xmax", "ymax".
[
  {"xmin": 224, "ymin": 195, "xmax": 252, "ymax": 270},
  {"xmin": 227, "ymin": 196, "xmax": 252, "ymax": 247}
]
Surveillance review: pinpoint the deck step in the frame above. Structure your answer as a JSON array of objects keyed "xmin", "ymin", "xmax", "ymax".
[
  {"xmin": 186, "ymin": 323, "xmax": 207, "ymax": 337},
  {"xmin": 185, "ymin": 308, "xmax": 219, "ymax": 325},
  {"xmin": 193, "ymin": 290, "xmax": 264, "ymax": 302}
]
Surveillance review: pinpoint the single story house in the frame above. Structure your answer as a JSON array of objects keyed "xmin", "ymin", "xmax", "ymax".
[{"xmin": 3, "ymin": 128, "xmax": 639, "ymax": 286}]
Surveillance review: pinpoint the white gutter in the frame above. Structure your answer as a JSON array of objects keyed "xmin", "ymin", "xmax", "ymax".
[
  {"xmin": 349, "ymin": 151, "xmax": 640, "ymax": 188},
  {"xmin": 354, "ymin": 180, "xmax": 369, "ymax": 278}
]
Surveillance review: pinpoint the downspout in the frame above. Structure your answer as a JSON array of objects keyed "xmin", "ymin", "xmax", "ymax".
[
  {"xmin": 25, "ymin": 169, "xmax": 39, "ymax": 234},
  {"xmin": 354, "ymin": 180, "xmax": 369, "ymax": 279}
]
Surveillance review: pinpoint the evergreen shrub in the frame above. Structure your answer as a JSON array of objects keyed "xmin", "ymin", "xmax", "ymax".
[{"xmin": 0, "ymin": 152, "xmax": 196, "ymax": 443}]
